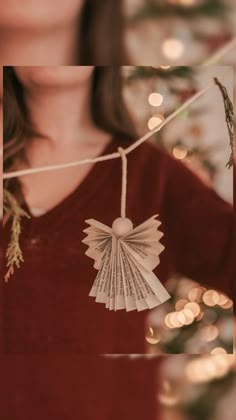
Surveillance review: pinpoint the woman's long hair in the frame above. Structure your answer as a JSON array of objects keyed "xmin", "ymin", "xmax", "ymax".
[
  {"xmin": 79, "ymin": 0, "xmax": 128, "ymax": 64},
  {"xmin": 3, "ymin": 66, "xmax": 137, "ymax": 199}
]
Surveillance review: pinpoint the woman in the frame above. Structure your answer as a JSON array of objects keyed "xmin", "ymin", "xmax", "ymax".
[
  {"xmin": 1, "ymin": 66, "xmax": 162, "ymax": 420},
  {"xmin": 0, "ymin": 0, "xmax": 128, "ymax": 65},
  {"xmin": 2, "ymin": 65, "xmax": 234, "ymax": 354},
  {"xmin": 1, "ymin": 65, "xmax": 234, "ymax": 420}
]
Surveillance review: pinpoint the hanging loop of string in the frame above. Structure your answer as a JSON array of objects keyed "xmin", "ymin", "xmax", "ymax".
[{"xmin": 118, "ymin": 147, "xmax": 128, "ymax": 218}]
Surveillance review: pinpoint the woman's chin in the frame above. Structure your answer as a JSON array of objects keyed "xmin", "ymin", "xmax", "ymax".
[
  {"xmin": 13, "ymin": 66, "xmax": 94, "ymax": 89},
  {"xmin": 0, "ymin": 6, "xmax": 81, "ymax": 32},
  {"xmin": 0, "ymin": 15, "xmax": 59, "ymax": 31}
]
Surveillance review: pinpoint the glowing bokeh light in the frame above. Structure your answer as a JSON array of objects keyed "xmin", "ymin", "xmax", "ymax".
[
  {"xmin": 173, "ymin": 146, "xmax": 188, "ymax": 160},
  {"xmin": 162, "ymin": 38, "xmax": 185, "ymax": 60},
  {"xmin": 148, "ymin": 114, "xmax": 165, "ymax": 130},
  {"xmin": 145, "ymin": 327, "xmax": 160, "ymax": 345},
  {"xmin": 148, "ymin": 92, "xmax": 164, "ymax": 106}
]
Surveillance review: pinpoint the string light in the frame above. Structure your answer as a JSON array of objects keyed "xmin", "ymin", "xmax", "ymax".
[
  {"xmin": 217, "ymin": 293, "xmax": 230, "ymax": 307},
  {"xmin": 159, "ymin": 380, "xmax": 180, "ymax": 407},
  {"xmin": 162, "ymin": 38, "xmax": 185, "ymax": 60},
  {"xmin": 148, "ymin": 92, "xmax": 164, "ymax": 106},
  {"xmin": 188, "ymin": 286, "xmax": 205, "ymax": 302},
  {"xmin": 151, "ymin": 66, "xmax": 171, "ymax": 70},
  {"xmin": 180, "ymin": 0, "xmax": 196, "ymax": 4},
  {"xmin": 196, "ymin": 311, "xmax": 204, "ymax": 321},
  {"xmin": 169, "ymin": 312, "xmax": 183, "ymax": 328},
  {"xmin": 201, "ymin": 325, "xmax": 219, "ymax": 342},
  {"xmin": 186, "ymin": 354, "xmax": 235, "ymax": 383},
  {"xmin": 145, "ymin": 327, "xmax": 160, "ymax": 344},
  {"xmin": 221, "ymin": 299, "xmax": 233, "ymax": 309},
  {"xmin": 203, "ymin": 290, "xmax": 220, "ymax": 306},
  {"xmin": 164, "ymin": 306, "xmax": 199, "ymax": 329},
  {"xmin": 184, "ymin": 302, "xmax": 201, "ymax": 317},
  {"xmin": 164, "ymin": 313, "xmax": 175, "ymax": 329},
  {"xmin": 178, "ymin": 308, "xmax": 195, "ymax": 325},
  {"xmin": 168, "ymin": 0, "xmax": 196, "ymax": 5},
  {"xmin": 175, "ymin": 299, "xmax": 188, "ymax": 311},
  {"xmin": 148, "ymin": 114, "xmax": 165, "ymax": 130},
  {"xmin": 173, "ymin": 145, "xmax": 188, "ymax": 160}
]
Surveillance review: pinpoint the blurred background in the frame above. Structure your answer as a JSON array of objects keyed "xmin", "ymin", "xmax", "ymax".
[
  {"xmin": 1, "ymin": 2, "xmax": 236, "ymax": 419},
  {"xmin": 124, "ymin": 0, "xmax": 236, "ymax": 65},
  {"xmin": 122, "ymin": 64, "xmax": 235, "ymax": 419},
  {"xmin": 159, "ymin": 353, "xmax": 236, "ymax": 420},
  {"xmin": 122, "ymin": 7, "xmax": 235, "ymax": 417},
  {"xmin": 123, "ymin": 65, "xmax": 234, "ymax": 354}
]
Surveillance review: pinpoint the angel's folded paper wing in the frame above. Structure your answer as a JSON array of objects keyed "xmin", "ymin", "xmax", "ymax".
[
  {"xmin": 82, "ymin": 219, "xmax": 112, "ymax": 270},
  {"xmin": 122, "ymin": 215, "xmax": 165, "ymax": 271},
  {"xmin": 120, "ymin": 243, "xmax": 170, "ymax": 307},
  {"xmin": 84, "ymin": 219, "xmax": 112, "ymax": 234},
  {"xmin": 127, "ymin": 215, "xmax": 160, "ymax": 236}
]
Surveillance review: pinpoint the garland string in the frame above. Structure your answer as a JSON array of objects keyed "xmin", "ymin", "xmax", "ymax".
[
  {"xmin": 118, "ymin": 147, "xmax": 128, "ymax": 218},
  {"xmin": 203, "ymin": 37, "xmax": 236, "ymax": 66}
]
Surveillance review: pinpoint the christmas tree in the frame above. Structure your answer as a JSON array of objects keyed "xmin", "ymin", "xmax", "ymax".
[{"xmin": 124, "ymin": 0, "xmax": 236, "ymax": 65}]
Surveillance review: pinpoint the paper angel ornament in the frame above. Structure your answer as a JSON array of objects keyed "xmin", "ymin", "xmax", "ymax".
[
  {"xmin": 82, "ymin": 147, "xmax": 170, "ymax": 312},
  {"xmin": 82, "ymin": 215, "xmax": 170, "ymax": 311}
]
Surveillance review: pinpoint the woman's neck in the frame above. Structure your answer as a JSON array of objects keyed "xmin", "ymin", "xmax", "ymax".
[
  {"xmin": 25, "ymin": 83, "xmax": 93, "ymax": 145},
  {"xmin": 16, "ymin": 82, "xmax": 111, "ymax": 214},
  {"xmin": 23, "ymin": 79, "xmax": 111, "ymax": 153},
  {"xmin": 0, "ymin": 25, "xmax": 79, "ymax": 66}
]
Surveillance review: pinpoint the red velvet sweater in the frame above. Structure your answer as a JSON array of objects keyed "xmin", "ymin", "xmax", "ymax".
[{"xmin": 0, "ymin": 137, "xmax": 234, "ymax": 420}]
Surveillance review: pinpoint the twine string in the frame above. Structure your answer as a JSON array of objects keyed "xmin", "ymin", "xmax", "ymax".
[
  {"xmin": 203, "ymin": 37, "xmax": 236, "ymax": 66},
  {"xmin": 118, "ymin": 147, "xmax": 128, "ymax": 218}
]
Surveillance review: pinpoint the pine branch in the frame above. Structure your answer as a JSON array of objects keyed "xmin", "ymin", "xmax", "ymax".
[
  {"xmin": 214, "ymin": 78, "xmax": 234, "ymax": 168},
  {"xmin": 3, "ymin": 189, "xmax": 30, "ymax": 282}
]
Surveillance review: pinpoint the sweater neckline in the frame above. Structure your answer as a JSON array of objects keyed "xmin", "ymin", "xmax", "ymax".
[{"xmin": 21, "ymin": 136, "xmax": 124, "ymax": 229}]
